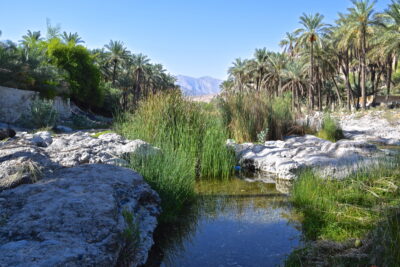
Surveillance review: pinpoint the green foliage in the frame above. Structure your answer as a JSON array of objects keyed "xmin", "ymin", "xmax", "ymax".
[
  {"xmin": 116, "ymin": 210, "xmax": 140, "ymax": 266},
  {"xmin": 116, "ymin": 91, "xmax": 235, "ymax": 222},
  {"xmin": 317, "ymin": 113, "xmax": 344, "ymax": 142},
  {"xmin": 19, "ymin": 98, "xmax": 58, "ymax": 129},
  {"xmin": 91, "ymin": 130, "xmax": 113, "ymax": 138},
  {"xmin": 100, "ymin": 81, "xmax": 122, "ymax": 115},
  {"xmin": 130, "ymin": 150, "xmax": 196, "ymax": 223},
  {"xmin": 218, "ymin": 93, "xmax": 295, "ymax": 143},
  {"xmin": 291, "ymin": 157, "xmax": 400, "ymax": 242},
  {"xmin": 46, "ymin": 39, "xmax": 103, "ymax": 107}
]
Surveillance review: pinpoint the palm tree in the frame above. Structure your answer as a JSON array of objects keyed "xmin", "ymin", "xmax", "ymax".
[
  {"xmin": 282, "ymin": 60, "xmax": 308, "ymax": 109},
  {"xmin": 228, "ymin": 58, "xmax": 248, "ymax": 93},
  {"xmin": 280, "ymin": 32, "xmax": 297, "ymax": 57},
  {"xmin": 104, "ymin": 40, "xmax": 129, "ymax": 86},
  {"xmin": 250, "ymin": 48, "xmax": 269, "ymax": 91},
  {"xmin": 375, "ymin": 0, "xmax": 400, "ymax": 96},
  {"xmin": 295, "ymin": 13, "xmax": 330, "ymax": 109},
  {"xmin": 46, "ymin": 19, "xmax": 61, "ymax": 40},
  {"xmin": 62, "ymin": 32, "xmax": 84, "ymax": 45},
  {"xmin": 131, "ymin": 53, "xmax": 150, "ymax": 99},
  {"xmin": 20, "ymin": 30, "xmax": 43, "ymax": 48},
  {"xmin": 345, "ymin": 0, "xmax": 377, "ymax": 109},
  {"xmin": 264, "ymin": 52, "xmax": 288, "ymax": 95}
]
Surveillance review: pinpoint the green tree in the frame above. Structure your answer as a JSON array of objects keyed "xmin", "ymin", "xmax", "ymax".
[
  {"xmin": 104, "ymin": 40, "xmax": 129, "ymax": 86},
  {"xmin": 345, "ymin": 0, "xmax": 377, "ymax": 109},
  {"xmin": 295, "ymin": 13, "xmax": 330, "ymax": 109},
  {"xmin": 47, "ymin": 39, "xmax": 102, "ymax": 107}
]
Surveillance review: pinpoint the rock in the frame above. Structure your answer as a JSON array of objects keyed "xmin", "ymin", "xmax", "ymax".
[
  {"xmin": 0, "ymin": 128, "xmax": 16, "ymax": 140},
  {"xmin": 31, "ymin": 131, "xmax": 53, "ymax": 147},
  {"xmin": 307, "ymin": 110, "xmax": 400, "ymax": 146},
  {"xmin": 0, "ymin": 131, "xmax": 162, "ymax": 266},
  {"xmin": 230, "ymin": 135, "xmax": 381, "ymax": 180},
  {"xmin": 46, "ymin": 132, "xmax": 160, "ymax": 167},
  {"xmin": 0, "ymin": 164, "xmax": 160, "ymax": 267},
  {"xmin": 53, "ymin": 125, "xmax": 73, "ymax": 133}
]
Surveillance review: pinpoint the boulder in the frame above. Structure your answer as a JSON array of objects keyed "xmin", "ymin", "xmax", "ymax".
[
  {"xmin": 0, "ymin": 164, "xmax": 160, "ymax": 267},
  {"xmin": 0, "ymin": 128, "xmax": 16, "ymax": 141},
  {"xmin": 0, "ymin": 131, "xmax": 162, "ymax": 266},
  {"xmin": 230, "ymin": 135, "xmax": 381, "ymax": 180}
]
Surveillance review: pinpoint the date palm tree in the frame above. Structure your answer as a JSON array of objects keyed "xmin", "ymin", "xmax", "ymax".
[
  {"xmin": 376, "ymin": 0, "xmax": 400, "ymax": 96},
  {"xmin": 295, "ymin": 13, "xmax": 330, "ymax": 109},
  {"xmin": 228, "ymin": 58, "xmax": 248, "ymax": 93},
  {"xmin": 345, "ymin": 0, "xmax": 377, "ymax": 109},
  {"xmin": 20, "ymin": 30, "xmax": 43, "ymax": 48},
  {"xmin": 280, "ymin": 32, "xmax": 297, "ymax": 57},
  {"xmin": 282, "ymin": 60, "xmax": 308, "ymax": 109},
  {"xmin": 104, "ymin": 40, "xmax": 129, "ymax": 86},
  {"xmin": 62, "ymin": 32, "xmax": 84, "ymax": 45}
]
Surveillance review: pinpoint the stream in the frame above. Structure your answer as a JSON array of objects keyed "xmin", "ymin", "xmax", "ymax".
[{"xmin": 144, "ymin": 173, "xmax": 301, "ymax": 267}]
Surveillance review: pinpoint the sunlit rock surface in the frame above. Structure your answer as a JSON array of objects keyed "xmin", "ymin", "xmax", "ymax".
[
  {"xmin": 229, "ymin": 135, "xmax": 381, "ymax": 180},
  {"xmin": 0, "ymin": 132, "xmax": 161, "ymax": 266}
]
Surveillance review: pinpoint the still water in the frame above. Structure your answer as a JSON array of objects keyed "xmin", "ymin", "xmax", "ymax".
[{"xmin": 144, "ymin": 174, "xmax": 301, "ymax": 267}]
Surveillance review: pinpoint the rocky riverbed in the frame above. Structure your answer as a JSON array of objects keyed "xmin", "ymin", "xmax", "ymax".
[
  {"xmin": 303, "ymin": 110, "xmax": 400, "ymax": 145},
  {"xmin": 232, "ymin": 109, "xmax": 400, "ymax": 180},
  {"xmin": 0, "ymin": 131, "xmax": 161, "ymax": 266}
]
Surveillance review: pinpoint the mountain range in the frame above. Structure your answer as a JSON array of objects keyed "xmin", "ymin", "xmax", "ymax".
[{"xmin": 175, "ymin": 75, "xmax": 222, "ymax": 96}]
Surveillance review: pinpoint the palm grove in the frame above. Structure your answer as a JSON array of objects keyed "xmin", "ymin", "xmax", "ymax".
[
  {"xmin": 223, "ymin": 0, "xmax": 400, "ymax": 111},
  {"xmin": 0, "ymin": 22, "xmax": 177, "ymax": 115}
]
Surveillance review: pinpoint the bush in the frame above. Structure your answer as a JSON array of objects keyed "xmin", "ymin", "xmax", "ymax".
[
  {"xmin": 218, "ymin": 92, "xmax": 295, "ymax": 142},
  {"xmin": 20, "ymin": 98, "xmax": 58, "ymax": 129},
  {"xmin": 100, "ymin": 81, "xmax": 122, "ymax": 115},
  {"xmin": 116, "ymin": 90, "xmax": 235, "ymax": 222},
  {"xmin": 317, "ymin": 113, "xmax": 344, "ymax": 142},
  {"xmin": 47, "ymin": 39, "xmax": 103, "ymax": 108}
]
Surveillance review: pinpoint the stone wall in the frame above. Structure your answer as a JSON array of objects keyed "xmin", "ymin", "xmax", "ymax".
[{"xmin": 0, "ymin": 86, "xmax": 71, "ymax": 123}]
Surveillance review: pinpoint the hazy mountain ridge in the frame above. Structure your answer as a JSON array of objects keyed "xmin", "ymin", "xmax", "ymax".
[{"xmin": 175, "ymin": 75, "xmax": 222, "ymax": 96}]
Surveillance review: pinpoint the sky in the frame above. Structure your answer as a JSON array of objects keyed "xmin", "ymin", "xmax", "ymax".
[{"xmin": 0, "ymin": 0, "xmax": 392, "ymax": 80}]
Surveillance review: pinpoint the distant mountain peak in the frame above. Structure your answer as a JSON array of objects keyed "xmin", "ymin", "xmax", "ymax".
[{"xmin": 175, "ymin": 75, "xmax": 222, "ymax": 96}]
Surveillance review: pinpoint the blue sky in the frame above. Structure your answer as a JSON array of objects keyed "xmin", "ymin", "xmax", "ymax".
[{"xmin": 0, "ymin": 0, "xmax": 392, "ymax": 79}]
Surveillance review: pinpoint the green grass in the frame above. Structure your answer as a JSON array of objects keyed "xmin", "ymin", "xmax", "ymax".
[
  {"xmin": 91, "ymin": 130, "xmax": 113, "ymax": 138},
  {"xmin": 286, "ymin": 159, "xmax": 400, "ymax": 266},
  {"xmin": 291, "ymin": 158, "xmax": 400, "ymax": 242},
  {"xmin": 115, "ymin": 90, "xmax": 235, "ymax": 222},
  {"xmin": 218, "ymin": 92, "xmax": 296, "ymax": 143},
  {"xmin": 317, "ymin": 113, "xmax": 344, "ymax": 142}
]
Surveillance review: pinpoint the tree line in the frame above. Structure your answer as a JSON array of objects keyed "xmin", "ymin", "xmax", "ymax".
[
  {"xmin": 0, "ymin": 21, "xmax": 177, "ymax": 114},
  {"xmin": 223, "ymin": 0, "xmax": 400, "ymax": 110}
]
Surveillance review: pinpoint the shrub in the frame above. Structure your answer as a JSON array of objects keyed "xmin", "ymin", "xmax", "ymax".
[
  {"xmin": 20, "ymin": 97, "xmax": 58, "ymax": 129},
  {"xmin": 100, "ymin": 81, "xmax": 122, "ymax": 115},
  {"xmin": 317, "ymin": 113, "xmax": 344, "ymax": 142},
  {"xmin": 47, "ymin": 39, "xmax": 103, "ymax": 108},
  {"xmin": 218, "ymin": 92, "xmax": 295, "ymax": 142},
  {"xmin": 116, "ymin": 90, "xmax": 235, "ymax": 222}
]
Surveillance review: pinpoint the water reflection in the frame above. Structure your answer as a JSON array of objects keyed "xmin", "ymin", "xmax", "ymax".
[{"xmin": 144, "ymin": 173, "xmax": 301, "ymax": 267}]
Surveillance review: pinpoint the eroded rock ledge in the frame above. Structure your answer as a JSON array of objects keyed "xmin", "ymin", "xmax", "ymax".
[
  {"xmin": 230, "ymin": 135, "xmax": 382, "ymax": 180},
  {"xmin": 0, "ymin": 131, "xmax": 161, "ymax": 267}
]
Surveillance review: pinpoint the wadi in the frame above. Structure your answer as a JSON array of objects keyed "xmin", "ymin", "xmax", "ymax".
[{"xmin": 1, "ymin": 0, "xmax": 400, "ymax": 266}]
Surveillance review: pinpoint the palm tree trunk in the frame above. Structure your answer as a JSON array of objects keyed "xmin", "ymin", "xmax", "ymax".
[
  {"xmin": 309, "ymin": 42, "xmax": 314, "ymax": 110},
  {"xmin": 386, "ymin": 56, "xmax": 393, "ymax": 97},
  {"xmin": 331, "ymin": 75, "xmax": 342, "ymax": 107},
  {"xmin": 112, "ymin": 61, "xmax": 117, "ymax": 86},
  {"xmin": 361, "ymin": 29, "xmax": 367, "ymax": 109}
]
